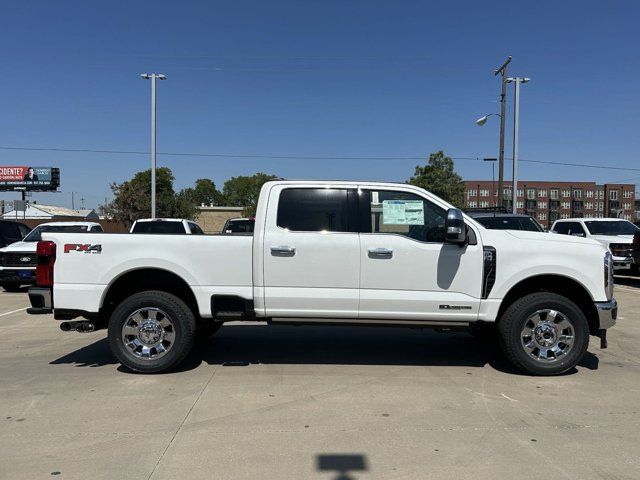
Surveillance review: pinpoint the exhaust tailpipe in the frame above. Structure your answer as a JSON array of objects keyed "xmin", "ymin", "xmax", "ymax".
[{"xmin": 59, "ymin": 321, "xmax": 95, "ymax": 333}]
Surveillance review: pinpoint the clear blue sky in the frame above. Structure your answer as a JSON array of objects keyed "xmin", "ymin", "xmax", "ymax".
[{"xmin": 1, "ymin": 0, "xmax": 638, "ymax": 209}]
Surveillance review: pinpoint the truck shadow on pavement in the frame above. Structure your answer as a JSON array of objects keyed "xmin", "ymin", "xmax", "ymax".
[
  {"xmin": 615, "ymin": 275, "xmax": 640, "ymax": 289},
  {"xmin": 50, "ymin": 324, "xmax": 599, "ymax": 375}
]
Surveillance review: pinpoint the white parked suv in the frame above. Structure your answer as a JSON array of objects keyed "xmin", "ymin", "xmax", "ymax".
[
  {"xmin": 27, "ymin": 181, "xmax": 617, "ymax": 376},
  {"xmin": 0, "ymin": 221, "xmax": 103, "ymax": 291},
  {"xmin": 551, "ymin": 218, "xmax": 639, "ymax": 272}
]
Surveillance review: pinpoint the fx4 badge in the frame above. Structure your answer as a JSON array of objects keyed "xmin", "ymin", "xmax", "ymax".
[{"xmin": 64, "ymin": 244, "xmax": 102, "ymax": 254}]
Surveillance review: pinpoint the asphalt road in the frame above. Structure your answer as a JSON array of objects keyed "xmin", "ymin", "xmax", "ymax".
[{"xmin": 1, "ymin": 280, "xmax": 639, "ymax": 480}]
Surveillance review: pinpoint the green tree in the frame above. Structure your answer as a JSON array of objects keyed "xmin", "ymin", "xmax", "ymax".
[
  {"xmin": 221, "ymin": 172, "xmax": 278, "ymax": 216},
  {"xmin": 104, "ymin": 167, "xmax": 196, "ymax": 226},
  {"xmin": 408, "ymin": 151, "xmax": 464, "ymax": 207},
  {"xmin": 178, "ymin": 178, "xmax": 223, "ymax": 207}
]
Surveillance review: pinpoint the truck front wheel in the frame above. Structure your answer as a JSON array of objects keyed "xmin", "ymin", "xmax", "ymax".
[
  {"xmin": 107, "ymin": 291, "xmax": 197, "ymax": 373},
  {"xmin": 498, "ymin": 292, "xmax": 589, "ymax": 376}
]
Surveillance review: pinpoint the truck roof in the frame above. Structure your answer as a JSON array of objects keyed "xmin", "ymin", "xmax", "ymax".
[
  {"xmin": 37, "ymin": 221, "xmax": 101, "ymax": 227},
  {"xmin": 133, "ymin": 218, "xmax": 187, "ymax": 223},
  {"xmin": 553, "ymin": 218, "xmax": 631, "ymax": 223}
]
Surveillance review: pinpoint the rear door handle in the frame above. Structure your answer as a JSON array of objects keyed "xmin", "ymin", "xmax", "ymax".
[
  {"xmin": 368, "ymin": 248, "xmax": 393, "ymax": 258},
  {"xmin": 271, "ymin": 245, "xmax": 296, "ymax": 256}
]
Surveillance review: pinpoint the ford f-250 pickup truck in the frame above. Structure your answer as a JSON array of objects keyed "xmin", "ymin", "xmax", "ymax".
[{"xmin": 27, "ymin": 181, "xmax": 617, "ymax": 376}]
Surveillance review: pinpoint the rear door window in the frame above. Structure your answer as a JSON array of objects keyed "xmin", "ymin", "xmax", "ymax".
[{"xmin": 277, "ymin": 188, "xmax": 356, "ymax": 232}]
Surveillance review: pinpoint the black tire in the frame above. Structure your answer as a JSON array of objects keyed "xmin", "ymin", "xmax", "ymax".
[
  {"xmin": 107, "ymin": 290, "xmax": 197, "ymax": 373},
  {"xmin": 2, "ymin": 284, "xmax": 22, "ymax": 292},
  {"xmin": 196, "ymin": 320, "xmax": 223, "ymax": 341},
  {"xmin": 498, "ymin": 292, "xmax": 589, "ymax": 376}
]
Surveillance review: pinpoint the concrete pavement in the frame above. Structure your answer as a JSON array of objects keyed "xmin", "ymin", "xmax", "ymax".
[{"xmin": 0, "ymin": 283, "xmax": 639, "ymax": 480}]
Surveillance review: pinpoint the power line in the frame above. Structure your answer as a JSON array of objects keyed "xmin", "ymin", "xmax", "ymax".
[{"xmin": 1, "ymin": 145, "xmax": 639, "ymax": 172}]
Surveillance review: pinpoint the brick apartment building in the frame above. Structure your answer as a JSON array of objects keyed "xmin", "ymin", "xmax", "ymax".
[{"xmin": 463, "ymin": 181, "xmax": 636, "ymax": 229}]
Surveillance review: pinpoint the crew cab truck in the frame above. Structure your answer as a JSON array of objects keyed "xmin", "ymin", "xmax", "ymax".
[{"xmin": 27, "ymin": 181, "xmax": 617, "ymax": 376}]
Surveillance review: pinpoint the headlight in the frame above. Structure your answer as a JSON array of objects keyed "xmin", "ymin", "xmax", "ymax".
[{"xmin": 604, "ymin": 251, "xmax": 614, "ymax": 300}]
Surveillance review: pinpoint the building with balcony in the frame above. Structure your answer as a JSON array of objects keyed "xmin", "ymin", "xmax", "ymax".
[{"xmin": 463, "ymin": 181, "xmax": 636, "ymax": 228}]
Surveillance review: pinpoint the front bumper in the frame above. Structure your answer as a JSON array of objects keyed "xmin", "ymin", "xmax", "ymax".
[
  {"xmin": 612, "ymin": 256, "xmax": 632, "ymax": 271},
  {"xmin": 594, "ymin": 298, "xmax": 617, "ymax": 330},
  {"xmin": 0, "ymin": 268, "xmax": 36, "ymax": 284},
  {"xmin": 27, "ymin": 287, "xmax": 53, "ymax": 315}
]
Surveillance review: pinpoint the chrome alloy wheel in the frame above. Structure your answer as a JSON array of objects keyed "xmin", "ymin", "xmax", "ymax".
[
  {"xmin": 121, "ymin": 308, "xmax": 175, "ymax": 360},
  {"xmin": 520, "ymin": 309, "xmax": 575, "ymax": 363}
]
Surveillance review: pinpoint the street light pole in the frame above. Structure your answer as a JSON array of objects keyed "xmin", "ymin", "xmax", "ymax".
[
  {"xmin": 507, "ymin": 76, "xmax": 530, "ymax": 214},
  {"xmin": 494, "ymin": 56, "xmax": 512, "ymax": 209},
  {"xmin": 141, "ymin": 73, "xmax": 166, "ymax": 219}
]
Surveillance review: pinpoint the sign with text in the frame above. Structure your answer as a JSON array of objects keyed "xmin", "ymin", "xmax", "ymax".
[{"xmin": 0, "ymin": 166, "xmax": 60, "ymax": 191}]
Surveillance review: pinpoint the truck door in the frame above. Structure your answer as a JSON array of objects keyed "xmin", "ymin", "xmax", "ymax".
[
  {"xmin": 358, "ymin": 187, "xmax": 483, "ymax": 322},
  {"xmin": 262, "ymin": 186, "xmax": 360, "ymax": 319}
]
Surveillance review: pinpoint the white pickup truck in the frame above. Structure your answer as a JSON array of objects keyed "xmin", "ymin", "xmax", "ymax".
[
  {"xmin": 551, "ymin": 218, "xmax": 639, "ymax": 272},
  {"xmin": 27, "ymin": 181, "xmax": 617, "ymax": 376}
]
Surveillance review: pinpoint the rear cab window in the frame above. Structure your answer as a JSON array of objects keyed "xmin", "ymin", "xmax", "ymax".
[
  {"xmin": 553, "ymin": 221, "xmax": 584, "ymax": 236},
  {"xmin": 188, "ymin": 222, "xmax": 204, "ymax": 235},
  {"xmin": 131, "ymin": 221, "xmax": 186, "ymax": 234}
]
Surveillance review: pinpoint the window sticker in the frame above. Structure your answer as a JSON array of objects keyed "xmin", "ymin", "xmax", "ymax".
[{"xmin": 382, "ymin": 200, "xmax": 424, "ymax": 225}]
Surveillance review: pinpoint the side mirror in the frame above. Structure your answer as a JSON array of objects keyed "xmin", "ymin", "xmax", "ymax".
[{"xmin": 445, "ymin": 208, "xmax": 467, "ymax": 245}]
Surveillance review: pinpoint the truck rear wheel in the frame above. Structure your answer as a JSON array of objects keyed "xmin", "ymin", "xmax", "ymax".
[
  {"xmin": 498, "ymin": 292, "xmax": 589, "ymax": 376},
  {"xmin": 107, "ymin": 290, "xmax": 196, "ymax": 373}
]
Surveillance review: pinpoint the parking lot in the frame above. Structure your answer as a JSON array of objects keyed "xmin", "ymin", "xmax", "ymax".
[{"xmin": 0, "ymin": 280, "xmax": 638, "ymax": 480}]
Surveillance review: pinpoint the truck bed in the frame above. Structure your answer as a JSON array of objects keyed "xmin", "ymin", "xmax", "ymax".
[{"xmin": 42, "ymin": 232, "xmax": 254, "ymax": 315}]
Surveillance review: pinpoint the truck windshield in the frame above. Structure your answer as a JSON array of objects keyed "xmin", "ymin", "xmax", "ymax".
[
  {"xmin": 24, "ymin": 225, "xmax": 91, "ymax": 242},
  {"xmin": 584, "ymin": 220, "xmax": 640, "ymax": 235},
  {"xmin": 475, "ymin": 216, "xmax": 545, "ymax": 232}
]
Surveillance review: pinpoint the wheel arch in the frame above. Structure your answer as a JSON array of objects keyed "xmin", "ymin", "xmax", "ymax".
[
  {"xmin": 100, "ymin": 267, "xmax": 199, "ymax": 323},
  {"xmin": 496, "ymin": 274, "xmax": 599, "ymax": 335}
]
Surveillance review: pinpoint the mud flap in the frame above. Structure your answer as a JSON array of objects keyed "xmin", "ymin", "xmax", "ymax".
[{"xmin": 599, "ymin": 329, "xmax": 608, "ymax": 349}]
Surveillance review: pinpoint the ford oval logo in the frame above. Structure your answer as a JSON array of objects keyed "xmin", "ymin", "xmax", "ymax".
[{"xmin": 20, "ymin": 257, "xmax": 31, "ymax": 263}]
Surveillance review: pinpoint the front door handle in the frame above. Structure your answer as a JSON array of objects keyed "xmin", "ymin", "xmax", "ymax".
[
  {"xmin": 271, "ymin": 245, "xmax": 296, "ymax": 256},
  {"xmin": 368, "ymin": 248, "xmax": 393, "ymax": 258}
]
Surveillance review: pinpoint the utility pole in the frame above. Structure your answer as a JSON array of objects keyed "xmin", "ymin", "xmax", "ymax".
[
  {"xmin": 494, "ymin": 56, "xmax": 512, "ymax": 209},
  {"xmin": 141, "ymin": 73, "xmax": 167, "ymax": 219},
  {"xmin": 507, "ymin": 76, "xmax": 530, "ymax": 214},
  {"xmin": 71, "ymin": 191, "xmax": 75, "ymax": 210}
]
